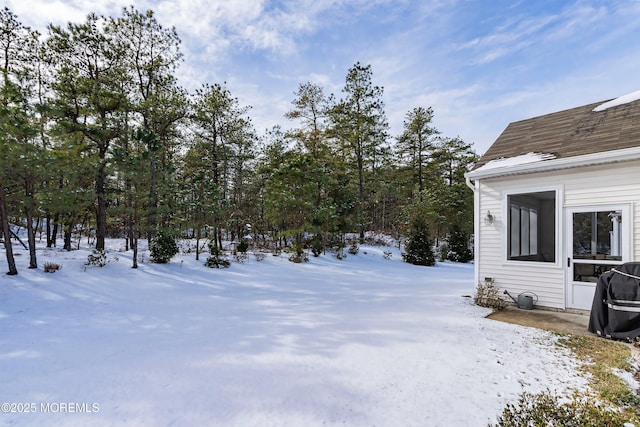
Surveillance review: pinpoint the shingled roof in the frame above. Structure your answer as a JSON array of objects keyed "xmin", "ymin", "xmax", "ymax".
[{"xmin": 472, "ymin": 94, "xmax": 640, "ymax": 171}]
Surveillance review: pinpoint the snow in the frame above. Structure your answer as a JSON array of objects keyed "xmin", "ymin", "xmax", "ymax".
[
  {"xmin": 593, "ymin": 89, "xmax": 640, "ymax": 112},
  {"xmin": 0, "ymin": 239, "xmax": 589, "ymax": 426},
  {"xmin": 474, "ymin": 152, "xmax": 556, "ymax": 172}
]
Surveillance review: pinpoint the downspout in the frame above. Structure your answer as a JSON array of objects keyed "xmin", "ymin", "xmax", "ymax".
[
  {"xmin": 465, "ymin": 175, "xmax": 475, "ymax": 192},
  {"xmin": 465, "ymin": 175, "xmax": 480, "ymax": 290}
]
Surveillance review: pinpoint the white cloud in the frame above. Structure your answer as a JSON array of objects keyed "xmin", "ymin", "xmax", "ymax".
[
  {"xmin": 457, "ymin": 13, "xmax": 559, "ymax": 64},
  {"xmin": 5, "ymin": 0, "xmax": 125, "ymax": 29}
]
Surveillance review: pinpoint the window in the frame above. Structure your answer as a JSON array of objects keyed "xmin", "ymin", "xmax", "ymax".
[{"xmin": 507, "ymin": 191, "xmax": 556, "ymax": 262}]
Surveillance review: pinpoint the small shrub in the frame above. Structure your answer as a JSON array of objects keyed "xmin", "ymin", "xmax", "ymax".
[
  {"xmin": 348, "ymin": 240, "xmax": 359, "ymax": 255},
  {"xmin": 474, "ymin": 280, "xmax": 506, "ymax": 310},
  {"xmin": 288, "ymin": 245, "xmax": 309, "ymax": 263},
  {"xmin": 237, "ymin": 239, "xmax": 249, "ymax": 254},
  {"xmin": 234, "ymin": 252, "xmax": 248, "ymax": 263},
  {"xmin": 44, "ymin": 262, "xmax": 61, "ymax": 273},
  {"xmin": 205, "ymin": 243, "xmax": 230, "ymax": 268},
  {"xmin": 311, "ymin": 237, "xmax": 324, "ymax": 257},
  {"xmin": 149, "ymin": 229, "xmax": 179, "ymax": 263},
  {"xmin": 492, "ymin": 390, "xmax": 640, "ymax": 427},
  {"xmin": 437, "ymin": 243, "xmax": 449, "ymax": 262},
  {"xmin": 383, "ymin": 250, "xmax": 392, "ymax": 260},
  {"xmin": 254, "ymin": 251, "xmax": 267, "ymax": 262},
  {"xmin": 86, "ymin": 249, "xmax": 107, "ymax": 267}
]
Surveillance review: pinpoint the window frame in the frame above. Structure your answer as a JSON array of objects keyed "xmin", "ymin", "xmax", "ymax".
[{"xmin": 503, "ymin": 186, "xmax": 562, "ymax": 267}]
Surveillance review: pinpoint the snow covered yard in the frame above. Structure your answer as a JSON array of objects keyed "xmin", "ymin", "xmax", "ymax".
[{"xmin": 0, "ymin": 242, "xmax": 588, "ymax": 426}]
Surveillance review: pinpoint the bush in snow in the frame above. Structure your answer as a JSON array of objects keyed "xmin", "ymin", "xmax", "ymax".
[
  {"xmin": 446, "ymin": 225, "xmax": 473, "ymax": 263},
  {"xmin": 237, "ymin": 238, "xmax": 249, "ymax": 254},
  {"xmin": 402, "ymin": 218, "xmax": 435, "ymax": 266},
  {"xmin": 311, "ymin": 236, "xmax": 323, "ymax": 257},
  {"xmin": 288, "ymin": 244, "xmax": 309, "ymax": 263},
  {"xmin": 436, "ymin": 243, "xmax": 449, "ymax": 262},
  {"xmin": 44, "ymin": 262, "xmax": 61, "ymax": 273},
  {"xmin": 348, "ymin": 240, "xmax": 359, "ymax": 255},
  {"xmin": 86, "ymin": 249, "xmax": 108, "ymax": 267},
  {"xmin": 234, "ymin": 252, "xmax": 248, "ymax": 263},
  {"xmin": 205, "ymin": 243, "xmax": 230, "ymax": 268},
  {"xmin": 149, "ymin": 229, "xmax": 179, "ymax": 263},
  {"xmin": 333, "ymin": 242, "xmax": 346, "ymax": 260},
  {"xmin": 473, "ymin": 280, "xmax": 506, "ymax": 310}
]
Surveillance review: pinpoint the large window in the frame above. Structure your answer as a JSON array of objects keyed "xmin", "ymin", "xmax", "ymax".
[{"xmin": 507, "ymin": 191, "xmax": 556, "ymax": 262}]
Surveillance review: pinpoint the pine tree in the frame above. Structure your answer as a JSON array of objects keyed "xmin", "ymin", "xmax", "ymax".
[
  {"xmin": 402, "ymin": 218, "xmax": 435, "ymax": 266},
  {"xmin": 108, "ymin": 7, "xmax": 186, "ymax": 240},
  {"xmin": 328, "ymin": 62, "xmax": 388, "ymax": 238},
  {"xmin": 447, "ymin": 224, "xmax": 473, "ymax": 263},
  {"xmin": 0, "ymin": 7, "xmax": 41, "ymax": 274},
  {"xmin": 46, "ymin": 12, "xmax": 128, "ymax": 251},
  {"xmin": 397, "ymin": 106, "xmax": 440, "ymax": 197}
]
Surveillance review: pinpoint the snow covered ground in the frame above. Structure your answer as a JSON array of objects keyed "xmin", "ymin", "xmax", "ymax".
[{"xmin": 0, "ymin": 240, "xmax": 588, "ymax": 426}]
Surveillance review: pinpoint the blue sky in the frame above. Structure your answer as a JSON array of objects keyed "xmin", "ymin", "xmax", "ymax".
[{"xmin": 7, "ymin": 0, "xmax": 640, "ymax": 154}]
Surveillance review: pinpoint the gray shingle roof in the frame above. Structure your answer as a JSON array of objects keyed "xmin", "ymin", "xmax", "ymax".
[{"xmin": 472, "ymin": 97, "xmax": 640, "ymax": 170}]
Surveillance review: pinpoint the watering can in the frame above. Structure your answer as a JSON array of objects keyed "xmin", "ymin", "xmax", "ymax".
[{"xmin": 503, "ymin": 290, "xmax": 538, "ymax": 310}]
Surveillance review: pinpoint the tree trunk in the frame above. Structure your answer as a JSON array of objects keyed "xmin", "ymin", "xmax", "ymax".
[
  {"xmin": 95, "ymin": 166, "xmax": 107, "ymax": 251},
  {"xmin": 63, "ymin": 221, "xmax": 73, "ymax": 251},
  {"xmin": 0, "ymin": 186, "xmax": 18, "ymax": 275},
  {"xmin": 25, "ymin": 205, "xmax": 37, "ymax": 269},
  {"xmin": 46, "ymin": 212, "xmax": 52, "ymax": 248},
  {"xmin": 195, "ymin": 225, "xmax": 201, "ymax": 261},
  {"xmin": 132, "ymin": 236, "xmax": 138, "ymax": 269},
  {"xmin": 51, "ymin": 213, "xmax": 59, "ymax": 248},
  {"xmin": 147, "ymin": 157, "xmax": 158, "ymax": 240}
]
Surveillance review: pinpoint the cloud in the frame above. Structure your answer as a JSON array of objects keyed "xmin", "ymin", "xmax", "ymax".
[
  {"xmin": 454, "ymin": 1, "xmax": 617, "ymax": 66},
  {"xmin": 154, "ymin": 0, "xmax": 327, "ymax": 57},
  {"xmin": 5, "ymin": 0, "xmax": 128, "ymax": 29},
  {"xmin": 457, "ymin": 13, "xmax": 559, "ymax": 64}
]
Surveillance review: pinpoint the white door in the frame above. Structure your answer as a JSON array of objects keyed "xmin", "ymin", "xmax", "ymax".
[{"xmin": 566, "ymin": 205, "xmax": 630, "ymax": 310}]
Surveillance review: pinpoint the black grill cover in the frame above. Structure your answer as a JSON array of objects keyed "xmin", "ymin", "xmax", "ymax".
[{"xmin": 588, "ymin": 263, "xmax": 640, "ymax": 340}]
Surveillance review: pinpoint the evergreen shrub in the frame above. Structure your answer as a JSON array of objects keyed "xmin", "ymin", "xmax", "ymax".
[
  {"xmin": 447, "ymin": 225, "xmax": 473, "ymax": 263},
  {"xmin": 288, "ymin": 244, "xmax": 309, "ymax": 263},
  {"xmin": 149, "ymin": 229, "xmax": 178, "ymax": 263},
  {"xmin": 311, "ymin": 237, "xmax": 323, "ymax": 257},
  {"xmin": 437, "ymin": 243, "xmax": 449, "ymax": 262},
  {"xmin": 237, "ymin": 239, "xmax": 249, "ymax": 253},
  {"xmin": 334, "ymin": 242, "xmax": 346, "ymax": 260},
  {"xmin": 402, "ymin": 218, "xmax": 435, "ymax": 266},
  {"xmin": 86, "ymin": 249, "xmax": 108, "ymax": 267},
  {"xmin": 205, "ymin": 243, "xmax": 230, "ymax": 268}
]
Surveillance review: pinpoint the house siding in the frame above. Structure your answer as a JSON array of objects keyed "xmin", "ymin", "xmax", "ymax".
[{"xmin": 476, "ymin": 159, "xmax": 640, "ymax": 310}]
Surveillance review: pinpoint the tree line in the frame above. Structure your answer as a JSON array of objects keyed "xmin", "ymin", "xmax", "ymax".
[{"xmin": 0, "ymin": 6, "xmax": 477, "ymax": 274}]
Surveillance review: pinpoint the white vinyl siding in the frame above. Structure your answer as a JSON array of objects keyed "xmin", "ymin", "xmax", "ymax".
[{"xmin": 475, "ymin": 159, "xmax": 640, "ymax": 310}]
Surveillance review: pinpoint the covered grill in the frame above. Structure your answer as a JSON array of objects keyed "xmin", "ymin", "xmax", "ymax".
[{"xmin": 588, "ymin": 263, "xmax": 640, "ymax": 340}]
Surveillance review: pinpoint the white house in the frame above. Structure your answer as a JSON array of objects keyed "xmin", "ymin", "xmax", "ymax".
[{"xmin": 465, "ymin": 91, "xmax": 640, "ymax": 312}]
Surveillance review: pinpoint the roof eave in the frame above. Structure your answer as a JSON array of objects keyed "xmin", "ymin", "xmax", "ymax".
[{"xmin": 465, "ymin": 146, "xmax": 640, "ymax": 180}]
